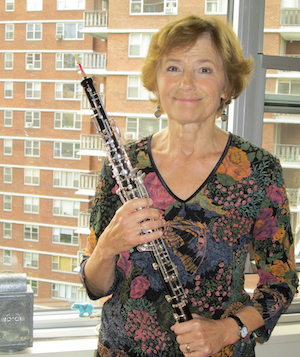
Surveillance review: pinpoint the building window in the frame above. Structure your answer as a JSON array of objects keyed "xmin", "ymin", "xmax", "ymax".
[
  {"xmin": 54, "ymin": 112, "xmax": 81, "ymax": 129},
  {"xmin": 56, "ymin": 23, "xmax": 84, "ymax": 40},
  {"xmin": 55, "ymin": 83, "xmax": 81, "ymax": 100},
  {"xmin": 277, "ymin": 80, "xmax": 300, "ymax": 95},
  {"xmin": 24, "ymin": 168, "xmax": 40, "ymax": 185},
  {"xmin": 54, "ymin": 142, "xmax": 80, "ymax": 159},
  {"xmin": 125, "ymin": 117, "xmax": 168, "ymax": 140},
  {"xmin": 4, "ymin": 82, "xmax": 13, "ymax": 98},
  {"xmin": 4, "ymin": 139, "xmax": 13, "ymax": 155},
  {"xmin": 4, "ymin": 110, "xmax": 13, "ymax": 127},
  {"xmin": 29, "ymin": 280, "xmax": 38, "ymax": 295},
  {"xmin": 4, "ymin": 53, "xmax": 13, "ymax": 69},
  {"xmin": 57, "ymin": 0, "xmax": 85, "ymax": 11},
  {"xmin": 24, "ymin": 252, "xmax": 39, "ymax": 268},
  {"xmin": 53, "ymin": 171, "xmax": 79, "ymax": 188},
  {"xmin": 129, "ymin": 34, "xmax": 152, "ymax": 57},
  {"xmin": 51, "ymin": 283, "xmax": 77, "ymax": 300},
  {"xmin": 25, "ymin": 82, "xmax": 41, "ymax": 99},
  {"xmin": 26, "ymin": 53, "xmax": 42, "ymax": 70},
  {"xmin": 53, "ymin": 199, "xmax": 80, "ymax": 217},
  {"xmin": 127, "ymin": 76, "xmax": 149, "ymax": 99},
  {"xmin": 3, "ymin": 250, "xmax": 12, "ymax": 265},
  {"xmin": 27, "ymin": 0, "xmax": 43, "ymax": 11},
  {"xmin": 55, "ymin": 53, "xmax": 78, "ymax": 70},
  {"xmin": 3, "ymin": 222, "xmax": 12, "ymax": 239},
  {"xmin": 5, "ymin": 24, "xmax": 14, "ymax": 40},
  {"xmin": 205, "ymin": 0, "xmax": 227, "ymax": 14},
  {"xmin": 25, "ymin": 111, "xmax": 41, "ymax": 128},
  {"xmin": 24, "ymin": 225, "xmax": 39, "ymax": 241},
  {"xmin": 26, "ymin": 23, "xmax": 42, "ymax": 40},
  {"xmin": 6, "ymin": 0, "xmax": 15, "ymax": 11},
  {"xmin": 130, "ymin": 0, "xmax": 177, "ymax": 15},
  {"xmin": 52, "ymin": 256, "xmax": 77, "ymax": 273},
  {"xmin": 4, "ymin": 167, "xmax": 12, "ymax": 183},
  {"xmin": 25, "ymin": 140, "xmax": 40, "ymax": 157},
  {"xmin": 3, "ymin": 195, "xmax": 12, "ymax": 211},
  {"xmin": 52, "ymin": 228, "xmax": 79, "ymax": 245},
  {"xmin": 24, "ymin": 197, "xmax": 39, "ymax": 214}
]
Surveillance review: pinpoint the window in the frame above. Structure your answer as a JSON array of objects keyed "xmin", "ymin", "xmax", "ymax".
[
  {"xmin": 205, "ymin": 0, "xmax": 227, "ymax": 14},
  {"xmin": 130, "ymin": 0, "xmax": 177, "ymax": 15},
  {"xmin": 126, "ymin": 117, "xmax": 168, "ymax": 140},
  {"xmin": 52, "ymin": 228, "xmax": 79, "ymax": 245},
  {"xmin": 52, "ymin": 256, "xmax": 77, "ymax": 273},
  {"xmin": 4, "ymin": 53, "xmax": 13, "ymax": 69},
  {"xmin": 4, "ymin": 167, "xmax": 12, "ymax": 183},
  {"xmin": 28, "ymin": 280, "xmax": 38, "ymax": 295},
  {"xmin": 25, "ymin": 111, "xmax": 41, "ymax": 128},
  {"xmin": 53, "ymin": 199, "xmax": 80, "ymax": 217},
  {"xmin": 56, "ymin": 53, "xmax": 77, "ymax": 69},
  {"xmin": 27, "ymin": 0, "xmax": 43, "ymax": 11},
  {"xmin": 54, "ymin": 142, "xmax": 80, "ymax": 159},
  {"xmin": 56, "ymin": 23, "xmax": 84, "ymax": 40},
  {"xmin": 3, "ymin": 195, "xmax": 12, "ymax": 211},
  {"xmin": 278, "ymin": 80, "xmax": 300, "ymax": 95},
  {"xmin": 4, "ymin": 139, "xmax": 13, "ymax": 155},
  {"xmin": 25, "ymin": 140, "xmax": 40, "ymax": 157},
  {"xmin": 26, "ymin": 23, "xmax": 42, "ymax": 40},
  {"xmin": 25, "ymin": 82, "xmax": 41, "ymax": 99},
  {"xmin": 3, "ymin": 250, "xmax": 12, "ymax": 265},
  {"xmin": 54, "ymin": 112, "xmax": 81, "ymax": 129},
  {"xmin": 4, "ymin": 82, "xmax": 13, "ymax": 98},
  {"xmin": 51, "ymin": 283, "xmax": 77, "ymax": 300},
  {"xmin": 129, "ymin": 33, "xmax": 152, "ymax": 57},
  {"xmin": 4, "ymin": 110, "xmax": 13, "ymax": 127},
  {"xmin": 24, "ymin": 168, "xmax": 40, "ymax": 185},
  {"xmin": 3, "ymin": 223, "xmax": 12, "ymax": 239},
  {"xmin": 24, "ymin": 252, "xmax": 38, "ymax": 268},
  {"xmin": 55, "ymin": 83, "xmax": 81, "ymax": 100},
  {"xmin": 5, "ymin": 24, "xmax": 14, "ymax": 40},
  {"xmin": 26, "ymin": 53, "xmax": 41, "ymax": 70},
  {"xmin": 24, "ymin": 197, "xmax": 39, "ymax": 214},
  {"xmin": 53, "ymin": 171, "xmax": 80, "ymax": 188},
  {"xmin": 6, "ymin": 0, "xmax": 14, "ymax": 11},
  {"xmin": 57, "ymin": 0, "xmax": 85, "ymax": 10},
  {"xmin": 127, "ymin": 76, "xmax": 149, "ymax": 99},
  {"xmin": 24, "ymin": 225, "xmax": 39, "ymax": 241}
]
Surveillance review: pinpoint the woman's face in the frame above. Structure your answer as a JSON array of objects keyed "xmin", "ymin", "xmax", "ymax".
[{"xmin": 156, "ymin": 33, "xmax": 226, "ymax": 126}]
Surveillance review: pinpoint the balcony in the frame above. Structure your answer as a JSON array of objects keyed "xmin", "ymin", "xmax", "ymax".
[
  {"xmin": 82, "ymin": 11, "xmax": 108, "ymax": 39},
  {"xmin": 77, "ymin": 209, "xmax": 92, "ymax": 234},
  {"xmin": 76, "ymin": 171, "xmax": 100, "ymax": 196},
  {"xmin": 82, "ymin": 53, "xmax": 106, "ymax": 70},
  {"xmin": 280, "ymin": 8, "xmax": 300, "ymax": 41},
  {"xmin": 275, "ymin": 144, "xmax": 300, "ymax": 167},
  {"xmin": 78, "ymin": 134, "xmax": 106, "ymax": 157}
]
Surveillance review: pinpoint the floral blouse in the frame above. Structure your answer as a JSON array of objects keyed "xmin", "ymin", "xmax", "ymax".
[{"xmin": 80, "ymin": 133, "xmax": 298, "ymax": 357}]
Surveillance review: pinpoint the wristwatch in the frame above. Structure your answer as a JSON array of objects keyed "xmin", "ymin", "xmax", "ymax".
[{"xmin": 228, "ymin": 314, "xmax": 248, "ymax": 339}]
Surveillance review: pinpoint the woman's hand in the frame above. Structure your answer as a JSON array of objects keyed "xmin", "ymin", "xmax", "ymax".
[
  {"xmin": 171, "ymin": 314, "xmax": 238, "ymax": 357},
  {"xmin": 98, "ymin": 197, "xmax": 165, "ymax": 258}
]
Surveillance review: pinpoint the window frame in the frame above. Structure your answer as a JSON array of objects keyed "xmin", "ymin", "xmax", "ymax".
[
  {"xmin": 5, "ymin": 23, "xmax": 14, "ymax": 40},
  {"xmin": 4, "ymin": 52, "xmax": 13, "ymax": 70},
  {"xmin": 26, "ymin": 23, "xmax": 42, "ymax": 40}
]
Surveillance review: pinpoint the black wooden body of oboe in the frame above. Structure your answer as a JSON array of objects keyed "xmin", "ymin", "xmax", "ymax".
[{"xmin": 80, "ymin": 75, "xmax": 192, "ymax": 323}]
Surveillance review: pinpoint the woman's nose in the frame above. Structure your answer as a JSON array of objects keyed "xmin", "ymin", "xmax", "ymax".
[{"xmin": 179, "ymin": 71, "xmax": 195, "ymax": 90}]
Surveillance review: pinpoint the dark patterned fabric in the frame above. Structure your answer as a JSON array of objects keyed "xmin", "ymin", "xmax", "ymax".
[{"xmin": 80, "ymin": 133, "xmax": 298, "ymax": 357}]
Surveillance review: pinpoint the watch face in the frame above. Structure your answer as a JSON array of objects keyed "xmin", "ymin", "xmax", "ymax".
[{"xmin": 241, "ymin": 326, "xmax": 248, "ymax": 338}]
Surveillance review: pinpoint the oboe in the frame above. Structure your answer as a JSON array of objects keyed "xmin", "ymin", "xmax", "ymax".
[{"xmin": 76, "ymin": 56, "xmax": 192, "ymax": 323}]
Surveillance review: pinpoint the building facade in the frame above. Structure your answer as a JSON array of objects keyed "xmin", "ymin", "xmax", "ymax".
[{"xmin": 0, "ymin": 0, "xmax": 299, "ymax": 308}]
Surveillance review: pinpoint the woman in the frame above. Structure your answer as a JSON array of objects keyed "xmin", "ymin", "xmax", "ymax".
[{"xmin": 80, "ymin": 15, "xmax": 298, "ymax": 357}]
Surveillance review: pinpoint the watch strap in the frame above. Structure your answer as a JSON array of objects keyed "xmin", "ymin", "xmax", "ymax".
[{"xmin": 227, "ymin": 314, "xmax": 248, "ymax": 339}]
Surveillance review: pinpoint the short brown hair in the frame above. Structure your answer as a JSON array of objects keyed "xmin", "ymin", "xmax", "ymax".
[{"xmin": 141, "ymin": 15, "xmax": 253, "ymax": 116}]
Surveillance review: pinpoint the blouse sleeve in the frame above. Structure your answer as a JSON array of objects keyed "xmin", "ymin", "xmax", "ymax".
[
  {"xmin": 246, "ymin": 157, "xmax": 299, "ymax": 341},
  {"xmin": 79, "ymin": 158, "xmax": 122, "ymax": 300}
]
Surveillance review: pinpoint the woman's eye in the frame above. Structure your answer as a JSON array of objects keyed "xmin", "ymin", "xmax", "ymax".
[
  {"xmin": 200, "ymin": 67, "xmax": 211, "ymax": 73},
  {"xmin": 167, "ymin": 66, "xmax": 178, "ymax": 72}
]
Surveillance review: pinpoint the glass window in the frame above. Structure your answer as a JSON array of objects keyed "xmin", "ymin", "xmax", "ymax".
[
  {"xmin": 57, "ymin": 0, "xmax": 85, "ymax": 10},
  {"xmin": 24, "ymin": 225, "xmax": 39, "ymax": 241},
  {"xmin": 5, "ymin": 24, "xmax": 14, "ymax": 40},
  {"xmin": 26, "ymin": 23, "xmax": 42, "ymax": 40},
  {"xmin": 56, "ymin": 53, "xmax": 77, "ymax": 69},
  {"xmin": 4, "ymin": 110, "xmax": 13, "ymax": 127},
  {"xmin": 25, "ymin": 140, "xmax": 40, "ymax": 157},
  {"xmin": 24, "ymin": 168, "xmax": 40, "ymax": 185},
  {"xmin": 3, "ymin": 250, "xmax": 12, "ymax": 265},
  {"xmin": 130, "ymin": 0, "xmax": 177, "ymax": 14},
  {"xmin": 205, "ymin": 0, "xmax": 227, "ymax": 14},
  {"xmin": 126, "ymin": 117, "xmax": 168, "ymax": 139},
  {"xmin": 27, "ymin": 0, "xmax": 43, "ymax": 11},
  {"xmin": 4, "ymin": 139, "xmax": 13, "ymax": 155},
  {"xmin": 127, "ymin": 76, "xmax": 149, "ymax": 99},
  {"xmin": 3, "ymin": 223, "xmax": 12, "ymax": 239},
  {"xmin": 25, "ymin": 111, "xmax": 41, "ymax": 128},
  {"xmin": 129, "ymin": 34, "xmax": 152, "ymax": 57},
  {"xmin": 4, "ymin": 82, "xmax": 13, "ymax": 98},
  {"xmin": 24, "ymin": 252, "xmax": 39, "ymax": 268},
  {"xmin": 26, "ymin": 53, "xmax": 42, "ymax": 70},
  {"xmin": 55, "ymin": 83, "xmax": 81, "ymax": 100},
  {"xmin": 25, "ymin": 82, "xmax": 41, "ymax": 99},
  {"xmin": 52, "ymin": 228, "xmax": 79, "ymax": 245},
  {"xmin": 56, "ymin": 23, "xmax": 84, "ymax": 40},
  {"xmin": 6, "ymin": 0, "xmax": 14, "ymax": 11},
  {"xmin": 54, "ymin": 142, "xmax": 80, "ymax": 159},
  {"xmin": 24, "ymin": 197, "xmax": 39, "ymax": 214},
  {"xmin": 54, "ymin": 112, "xmax": 81, "ymax": 129},
  {"xmin": 53, "ymin": 199, "xmax": 80, "ymax": 217},
  {"xmin": 4, "ymin": 53, "xmax": 13, "ymax": 69},
  {"xmin": 53, "ymin": 170, "xmax": 79, "ymax": 188},
  {"xmin": 4, "ymin": 167, "xmax": 12, "ymax": 183},
  {"xmin": 3, "ymin": 195, "xmax": 12, "ymax": 211}
]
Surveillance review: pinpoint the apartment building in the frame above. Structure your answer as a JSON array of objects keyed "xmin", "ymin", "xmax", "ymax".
[{"xmin": 0, "ymin": 0, "xmax": 299, "ymax": 309}]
